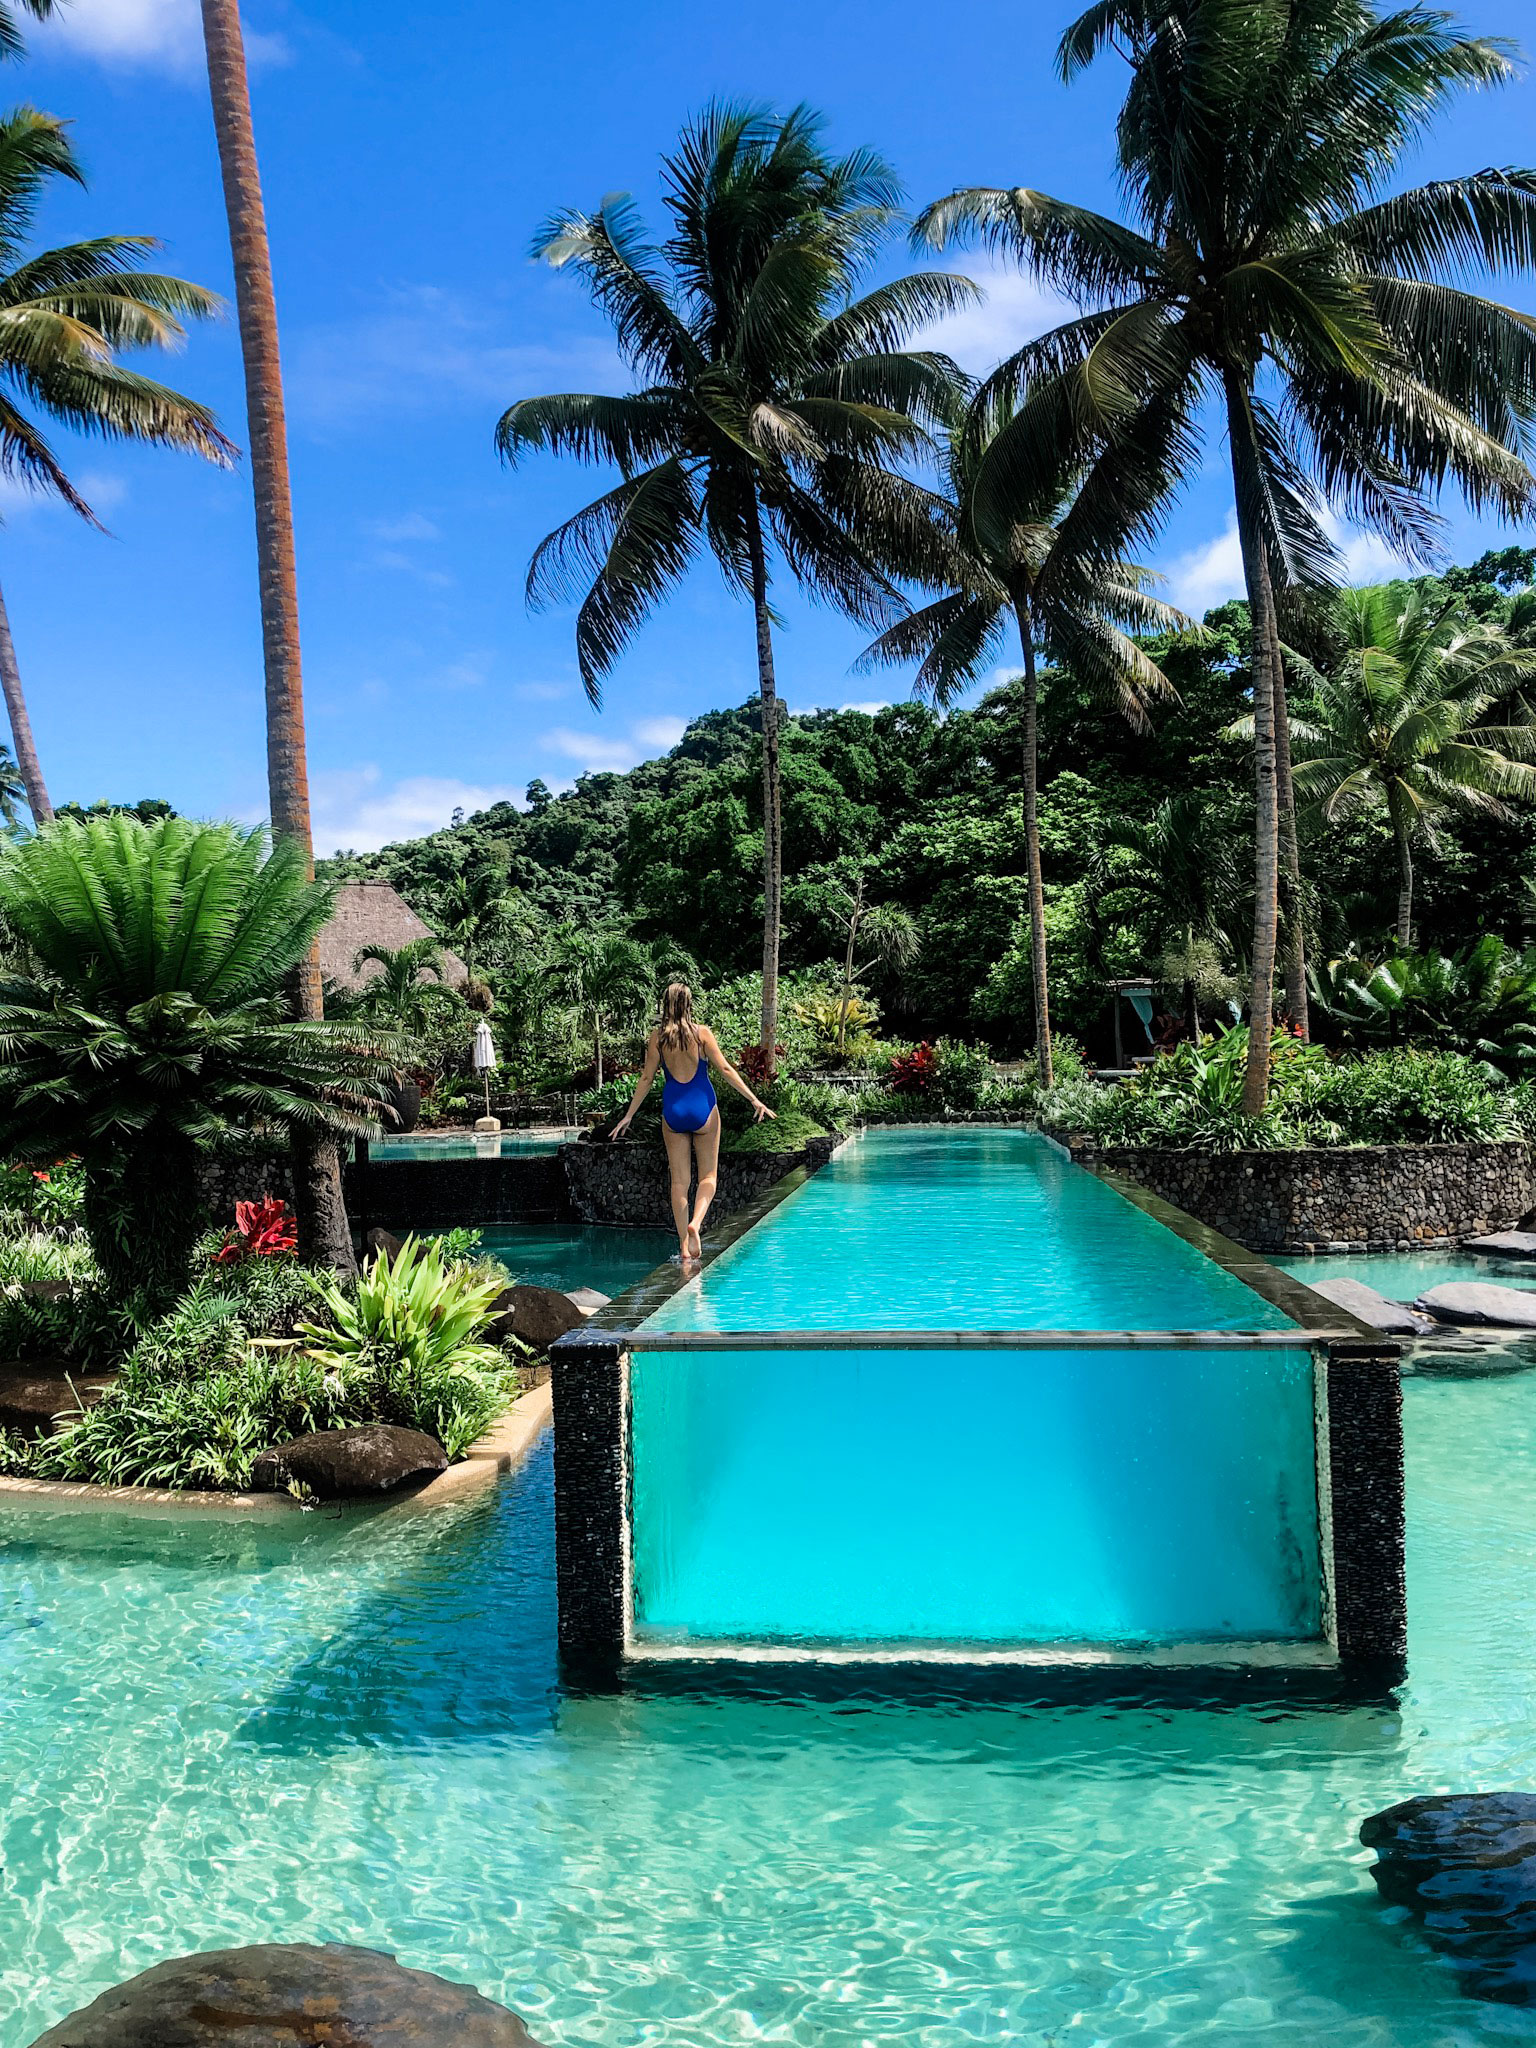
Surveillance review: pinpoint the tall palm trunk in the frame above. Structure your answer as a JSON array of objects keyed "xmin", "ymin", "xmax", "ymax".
[
  {"xmin": 0, "ymin": 578, "xmax": 51, "ymax": 824},
  {"xmin": 747, "ymin": 501, "xmax": 782, "ymax": 1071},
  {"xmin": 1391, "ymin": 797, "xmax": 1414, "ymax": 948},
  {"xmin": 1271, "ymin": 635, "xmax": 1310, "ymax": 1036},
  {"xmin": 200, "ymin": 0, "xmax": 352, "ymax": 1271},
  {"xmin": 1225, "ymin": 373, "xmax": 1281, "ymax": 1116},
  {"xmin": 1016, "ymin": 599, "xmax": 1053, "ymax": 1088}
]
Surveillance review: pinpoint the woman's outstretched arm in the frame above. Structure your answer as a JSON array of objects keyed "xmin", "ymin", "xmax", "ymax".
[
  {"xmin": 699, "ymin": 1027, "xmax": 776, "ymax": 1123},
  {"xmin": 610, "ymin": 1032, "xmax": 660, "ymax": 1139}
]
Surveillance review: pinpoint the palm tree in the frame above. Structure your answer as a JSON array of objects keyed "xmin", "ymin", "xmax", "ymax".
[
  {"xmin": 858, "ymin": 395, "xmax": 1186, "ymax": 1083},
  {"xmin": 0, "ymin": 1, "xmax": 55, "ymax": 56},
  {"xmin": 352, "ymin": 936, "xmax": 447, "ymax": 1038},
  {"xmin": 500, "ymin": 102, "xmax": 971, "ymax": 1071},
  {"xmin": 0, "ymin": 816, "xmax": 401, "ymax": 1304},
  {"xmin": 553, "ymin": 929, "xmax": 655, "ymax": 1087},
  {"xmin": 199, "ymin": 0, "xmax": 351, "ymax": 1269},
  {"xmin": 916, "ymin": 0, "xmax": 1536, "ymax": 1109},
  {"xmin": 1089, "ymin": 793, "xmax": 1245, "ymax": 1038},
  {"xmin": 0, "ymin": 111, "xmax": 232, "ymax": 825},
  {"xmin": 1287, "ymin": 584, "xmax": 1536, "ymax": 945}
]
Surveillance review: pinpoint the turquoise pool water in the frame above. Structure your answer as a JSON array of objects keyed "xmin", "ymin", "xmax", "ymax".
[
  {"xmin": 631, "ymin": 1131, "xmax": 1320, "ymax": 1648},
  {"xmin": 3, "ymin": 1365, "xmax": 1534, "ymax": 2048},
  {"xmin": 370, "ymin": 1131, "xmax": 569, "ymax": 1161},
  {"xmin": 473, "ymin": 1222, "xmax": 678, "ymax": 1300},
  {"xmin": 1279, "ymin": 1246, "xmax": 1536, "ymax": 1301}
]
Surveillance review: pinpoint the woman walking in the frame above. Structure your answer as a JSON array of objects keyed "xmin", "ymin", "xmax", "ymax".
[{"xmin": 611, "ymin": 984, "xmax": 774, "ymax": 1263}]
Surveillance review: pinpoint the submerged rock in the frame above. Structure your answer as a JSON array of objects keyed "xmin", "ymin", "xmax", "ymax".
[
  {"xmin": 1360, "ymin": 1793, "xmax": 1536, "ymax": 2005},
  {"xmin": 1301, "ymin": 1275, "xmax": 1428, "ymax": 1337},
  {"xmin": 0, "ymin": 1360, "xmax": 114, "ymax": 1438},
  {"xmin": 1462, "ymin": 1231, "xmax": 1536, "ymax": 1260},
  {"xmin": 1415, "ymin": 1282, "xmax": 1536, "ymax": 1328},
  {"xmin": 28, "ymin": 1940, "xmax": 545, "ymax": 2046},
  {"xmin": 251, "ymin": 1425, "xmax": 447, "ymax": 1499}
]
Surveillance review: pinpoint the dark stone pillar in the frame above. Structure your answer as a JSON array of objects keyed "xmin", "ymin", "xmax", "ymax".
[
  {"xmin": 1326, "ymin": 1346, "xmax": 1407, "ymax": 1666},
  {"xmin": 550, "ymin": 1331, "xmax": 629, "ymax": 1680}
]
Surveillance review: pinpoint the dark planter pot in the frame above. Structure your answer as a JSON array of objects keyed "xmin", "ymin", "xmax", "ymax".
[{"xmin": 384, "ymin": 1079, "xmax": 422, "ymax": 1134}]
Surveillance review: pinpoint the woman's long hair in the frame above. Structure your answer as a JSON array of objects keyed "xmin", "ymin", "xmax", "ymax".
[{"xmin": 658, "ymin": 981, "xmax": 698, "ymax": 1059}]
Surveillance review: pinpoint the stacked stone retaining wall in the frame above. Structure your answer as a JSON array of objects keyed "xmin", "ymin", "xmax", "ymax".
[
  {"xmin": 560, "ymin": 1133, "xmax": 841, "ymax": 1227},
  {"xmin": 1069, "ymin": 1139, "xmax": 1534, "ymax": 1252}
]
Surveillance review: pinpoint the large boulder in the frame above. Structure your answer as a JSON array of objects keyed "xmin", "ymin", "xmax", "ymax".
[
  {"xmin": 1360, "ymin": 1793, "xmax": 1536, "ymax": 2005},
  {"xmin": 488, "ymin": 1283, "xmax": 585, "ymax": 1351},
  {"xmin": 1301, "ymin": 1275, "xmax": 1428, "ymax": 1337},
  {"xmin": 27, "ymin": 1941, "xmax": 546, "ymax": 2046},
  {"xmin": 0, "ymin": 1360, "xmax": 114, "ymax": 1438},
  {"xmin": 251, "ymin": 1425, "xmax": 447, "ymax": 1499},
  {"xmin": 1415, "ymin": 1282, "xmax": 1536, "ymax": 1329},
  {"xmin": 1462, "ymin": 1231, "xmax": 1536, "ymax": 1260}
]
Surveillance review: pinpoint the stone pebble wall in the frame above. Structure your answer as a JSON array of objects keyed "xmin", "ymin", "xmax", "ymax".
[
  {"xmin": 1071, "ymin": 1139, "xmax": 1535, "ymax": 1252},
  {"xmin": 561, "ymin": 1133, "xmax": 840, "ymax": 1227}
]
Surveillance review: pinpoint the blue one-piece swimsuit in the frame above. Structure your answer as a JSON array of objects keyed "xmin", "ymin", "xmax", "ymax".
[{"xmin": 662, "ymin": 1053, "xmax": 718, "ymax": 1134}]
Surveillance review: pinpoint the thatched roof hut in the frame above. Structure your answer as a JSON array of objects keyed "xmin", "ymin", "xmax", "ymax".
[{"xmin": 317, "ymin": 881, "xmax": 467, "ymax": 995}]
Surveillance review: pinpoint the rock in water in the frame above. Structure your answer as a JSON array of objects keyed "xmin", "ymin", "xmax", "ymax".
[
  {"xmin": 28, "ymin": 1941, "xmax": 546, "ymax": 2046},
  {"xmin": 1414, "ymin": 1283, "xmax": 1536, "ymax": 1328},
  {"xmin": 488, "ymin": 1283, "xmax": 585, "ymax": 1351},
  {"xmin": 1461, "ymin": 1231, "xmax": 1536, "ymax": 1260},
  {"xmin": 1360, "ymin": 1793, "xmax": 1536, "ymax": 2004},
  {"xmin": 564, "ymin": 1287, "xmax": 612, "ymax": 1315},
  {"xmin": 1300, "ymin": 1275, "xmax": 1427, "ymax": 1337},
  {"xmin": 251, "ymin": 1425, "xmax": 448, "ymax": 1499}
]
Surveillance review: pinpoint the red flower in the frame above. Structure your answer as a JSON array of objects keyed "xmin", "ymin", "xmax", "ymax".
[
  {"xmin": 32, "ymin": 1171, "xmax": 49, "ymax": 1184},
  {"xmin": 214, "ymin": 1195, "xmax": 298, "ymax": 1264}
]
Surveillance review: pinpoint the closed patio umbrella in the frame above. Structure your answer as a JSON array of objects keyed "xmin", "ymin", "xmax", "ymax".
[{"xmin": 471, "ymin": 1018, "xmax": 499, "ymax": 1131}]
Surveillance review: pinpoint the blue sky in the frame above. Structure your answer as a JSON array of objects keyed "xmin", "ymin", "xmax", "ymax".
[{"xmin": 16, "ymin": 0, "xmax": 1536, "ymax": 850}]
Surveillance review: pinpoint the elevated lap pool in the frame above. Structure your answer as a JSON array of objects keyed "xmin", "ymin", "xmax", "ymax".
[
  {"xmin": 0, "ymin": 1358, "xmax": 1526, "ymax": 2047},
  {"xmin": 553, "ymin": 1130, "xmax": 1402, "ymax": 1671}
]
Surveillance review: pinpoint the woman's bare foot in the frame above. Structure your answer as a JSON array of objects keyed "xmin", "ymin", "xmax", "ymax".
[{"xmin": 685, "ymin": 1222, "xmax": 702, "ymax": 1261}]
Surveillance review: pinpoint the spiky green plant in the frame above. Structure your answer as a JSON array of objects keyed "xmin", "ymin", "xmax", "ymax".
[
  {"xmin": 0, "ymin": 816, "xmax": 402, "ymax": 1303},
  {"xmin": 501, "ymin": 100, "xmax": 972, "ymax": 1067},
  {"xmin": 917, "ymin": 0, "xmax": 1536, "ymax": 1107}
]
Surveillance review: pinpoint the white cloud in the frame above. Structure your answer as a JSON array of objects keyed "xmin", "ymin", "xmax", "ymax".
[
  {"xmin": 910, "ymin": 259, "xmax": 1078, "ymax": 378},
  {"xmin": 1164, "ymin": 516, "xmax": 1246, "ymax": 615},
  {"xmin": 367, "ymin": 512, "xmax": 440, "ymax": 543},
  {"xmin": 310, "ymin": 767, "xmax": 522, "ymax": 856},
  {"xmin": 1162, "ymin": 508, "xmax": 1417, "ymax": 616},
  {"xmin": 511, "ymin": 679, "xmax": 570, "ymax": 703},
  {"xmin": 544, "ymin": 715, "xmax": 684, "ymax": 774},
  {"xmin": 37, "ymin": 0, "xmax": 290, "ymax": 73},
  {"xmin": 286, "ymin": 286, "xmax": 621, "ymax": 429}
]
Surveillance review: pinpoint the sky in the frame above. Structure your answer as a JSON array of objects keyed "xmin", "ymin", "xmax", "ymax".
[{"xmin": 14, "ymin": 0, "xmax": 1536, "ymax": 851}]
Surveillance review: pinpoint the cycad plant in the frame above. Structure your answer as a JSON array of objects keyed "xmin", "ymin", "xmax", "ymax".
[
  {"xmin": 1289, "ymin": 584, "xmax": 1536, "ymax": 943},
  {"xmin": 858, "ymin": 395, "xmax": 1185, "ymax": 1083},
  {"xmin": 0, "ymin": 109, "xmax": 233, "ymax": 823},
  {"xmin": 0, "ymin": 817, "xmax": 402, "ymax": 1304},
  {"xmin": 501, "ymin": 102, "xmax": 971, "ymax": 1067},
  {"xmin": 1309, "ymin": 933, "xmax": 1536, "ymax": 1074},
  {"xmin": 917, "ymin": 0, "xmax": 1536, "ymax": 1108}
]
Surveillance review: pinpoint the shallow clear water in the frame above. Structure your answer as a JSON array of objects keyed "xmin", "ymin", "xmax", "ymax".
[
  {"xmin": 370, "ymin": 1132, "xmax": 570, "ymax": 1162},
  {"xmin": 1278, "ymin": 1247, "xmax": 1536, "ymax": 1301},
  {"xmin": 632, "ymin": 1130, "xmax": 1318, "ymax": 1646},
  {"xmin": 3, "ymin": 1366, "xmax": 1536, "ymax": 2048},
  {"xmin": 471, "ymin": 1222, "xmax": 677, "ymax": 1300}
]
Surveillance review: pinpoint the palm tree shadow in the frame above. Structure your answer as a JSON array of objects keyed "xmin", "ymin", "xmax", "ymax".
[{"xmin": 235, "ymin": 1451, "xmax": 561, "ymax": 1754}]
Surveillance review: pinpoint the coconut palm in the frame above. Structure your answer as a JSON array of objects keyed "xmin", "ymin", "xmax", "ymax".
[
  {"xmin": 916, "ymin": 0, "xmax": 1536, "ymax": 1108},
  {"xmin": 500, "ymin": 102, "xmax": 971, "ymax": 1071},
  {"xmin": 0, "ymin": 817, "xmax": 402, "ymax": 1304},
  {"xmin": 0, "ymin": 110, "xmax": 232, "ymax": 825},
  {"xmin": 1287, "ymin": 584, "xmax": 1536, "ymax": 944},
  {"xmin": 858, "ymin": 395, "xmax": 1186, "ymax": 1083},
  {"xmin": 352, "ymin": 936, "xmax": 448, "ymax": 1038},
  {"xmin": 199, "ymin": 0, "xmax": 352, "ymax": 1269},
  {"xmin": 552, "ymin": 929, "xmax": 655, "ymax": 1087},
  {"xmin": 0, "ymin": 0, "xmax": 54, "ymax": 55}
]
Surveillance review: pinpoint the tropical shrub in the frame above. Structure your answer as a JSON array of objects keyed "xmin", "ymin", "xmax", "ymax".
[
  {"xmin": 213, "ymin": 1197, "xmax": 299, "ymax": 1264},
  {"xmin": 1309, "ymin": 939, "xmax": 1536, "ymax": 1076},
  {"xmin": 0, "ymin": 817, "xmax": 403, "ymax": 1305},
  {"xmin": 889, "ymin": 1041, "xmax": 939, "ymax": 1093},
  {"xmin": 300, "ymin": 1238, "xmax": 518, "ymax": 1457},
  {"xmin": 0, "ymin": 1159, "xmax": 85, "ymax": 1235}
]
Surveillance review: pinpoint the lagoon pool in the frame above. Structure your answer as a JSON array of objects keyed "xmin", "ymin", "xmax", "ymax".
[
  {"xmin": 2, "ymin": 1363, "xmax": 1533, "ymax": 2047},
  {"xmin": 632, "ymin": 1130, "xmax": 1320, "ymax": 1650},
  {"xmin": 369, "ymin": 1130, "xmax": 572, "ymax": 1162},
  {"xmin": 474, "ymin": 1221, "xmax": 678, "ymax": 1299}
]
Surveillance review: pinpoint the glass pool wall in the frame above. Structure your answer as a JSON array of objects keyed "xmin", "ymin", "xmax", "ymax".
[{"xmin": 629, "ymin": 1341, "xmax": 1323, "ymax": 1646}]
